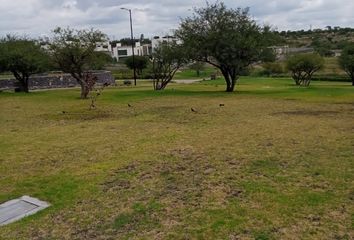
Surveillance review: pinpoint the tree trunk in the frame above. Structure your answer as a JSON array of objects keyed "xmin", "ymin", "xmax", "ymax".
[
  {"xmin": 220, "ymin": 68, "xmax": 237, "ymax": 92},
  {"xmin": 220, "ymin": 68, "xmax": 232, "ymax": 92},
  {"xmin": 155, "ymin": 86, "xmax": 165, "ymax": 90},
  {"xmin": 80, "ymin": 83, "xmax": 89, "ymax": 99},
  {"xmin": 18, "ymin": 79, "xmax": 29, "ymax": 93},
  {"xmin": 13, "ymin": 72, "xmax": 29, "ymax": 93},
  {"xmin": 155, "ymin": 80, "xmax": 168, "ymax": 90},
  {"xmin": 226, "ymin": 81, "xmax": 235, "ymax": 92}
]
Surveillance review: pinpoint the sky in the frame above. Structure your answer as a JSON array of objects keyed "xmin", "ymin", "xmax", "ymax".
[{"xmin": 0, "ymin": 0, "xmax": 353, "ymax": 40}]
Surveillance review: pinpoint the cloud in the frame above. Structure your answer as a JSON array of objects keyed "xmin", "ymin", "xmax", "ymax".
[{"xmin": 0, "ymin": 0, "xmax": 353, "ymax": 39}]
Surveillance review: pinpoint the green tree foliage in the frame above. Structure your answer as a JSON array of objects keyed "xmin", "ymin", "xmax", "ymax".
[
  {"xmin": 118, "ymin": 38, "xmax": 135, "ymax": 46},
  {"xmin": 339, "ymin": 44, "xmax": 354, "ymax": 86},
  {"xmin": 125, "ymin": 56, "xmax": 148, "ymax": 76},
  {"xmin": 177, "ymin": 2, "xmax": 277, "ymax": 92},
  {"xmin": 49, "ymin": 27, "xmax": 108, "ymax": 99},
  {"xmin": 90, "ymin": 52, "xmax": 114, "ymax": 70},
  {"xmin": 0, "ymin": 36, "xmax": 50, "ymax": 92},
  {"xmin": 260, "ymin": 48, "xmax": 277, "ymax": 63},
  {"xmin": 151, "ymin": 42, "xmax": 189, "ymax": 90},
  {"xmin": 312, "ymin": 37, "xmax": 334, "ymax": 57},
  {"xmin": 261, "ymin": 62, "xmax": 284, "ymax": 77},
  {"xmin": 189, "ymin": 61, "xmax": 205, "ymax": 77},
  {"xmin": 286, "ymin": 53, "xmax": 324, "ymax": 86}
]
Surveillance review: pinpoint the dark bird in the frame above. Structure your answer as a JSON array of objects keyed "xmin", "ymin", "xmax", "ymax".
[
  {"xmin": 219, "ymin": 103, "xmax": 225, "ymax": 107},
  {"xmin": 128, "ymin": 103, "xmax": 132, "ymax": 107},
  {"xmin": 191, "ymin": 108, "xmax": 197, "ymax": 113},
  {"xmin": 62, "ymin": 111, "xmax": 67, "ymax": 114}
]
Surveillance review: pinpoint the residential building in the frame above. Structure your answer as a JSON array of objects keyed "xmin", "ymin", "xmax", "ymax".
[
  {"xmin": 110, "ymin": 42, "xmax": 152, "ymax": 61},
  {"xmin": 151, "ymin": 35, "xmax": 181, "ymax": 52},
  {"xmin": 95, "ymin": 35, "xmax": 180, "ymax": 61}
]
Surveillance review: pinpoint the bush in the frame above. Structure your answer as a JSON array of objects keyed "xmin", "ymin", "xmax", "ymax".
[
  {"xmin": 286, "ymin": 53, "xmax": 324, "ymax": 86},
  {"xmin": 123, "ymin": 80, "xmax": 132, "ymax": 85},
  {"xmin": 124, "ymin": 56, "xmax": 148, "ymax": 76},
  {"xmin": 262, "ymin": 62, "xmax": 284, "ymax": 76}
]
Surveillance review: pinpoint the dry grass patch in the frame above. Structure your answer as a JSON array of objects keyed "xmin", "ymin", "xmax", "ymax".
[{"xmin": 0, "ymin": 78, "xmax": 353, "ymax": 239}]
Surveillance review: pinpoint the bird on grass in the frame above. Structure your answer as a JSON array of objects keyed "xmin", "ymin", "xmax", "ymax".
[
  {"xmin": 191, "ymin": 108, "xmax": 198, "ymax": 113},
  {"xmin": 128, "ymin": 103, "xmax": 132, "ymax": 107},
  {"xmin": 62, "ymin": 111, "xmax": 67, "ymax": 114},
  {"xmin": 219, "ymin": 103, "xmax": 225, "ymax": 107}
]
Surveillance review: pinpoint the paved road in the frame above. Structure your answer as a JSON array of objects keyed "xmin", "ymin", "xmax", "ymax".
[{"xmin": 173, "ymin": 79, "xmax": 203, "ymax": 84}]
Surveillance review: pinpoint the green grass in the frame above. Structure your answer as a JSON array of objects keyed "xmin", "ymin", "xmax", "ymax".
[
  {"xmin": 174, "ymin": 66, "xmax": 217, "ymax": 80},
  {"xmin": 108, "ymin": 64, "xmax": 218, "ymax": 80},
  {"xmin": 254, "ymin": 57, "xmax": 351, "ymax": 82},
  {"xmin": 0, "ymin": 73, "xmax": 13, "ymax": 80},
  {"xmin": 0, "ymin": 77, "xmax": 353, "ymax": 239}
]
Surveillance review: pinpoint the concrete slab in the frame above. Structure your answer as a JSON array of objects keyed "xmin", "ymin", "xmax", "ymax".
[{"xmin": 0, "ymin": 196, "xmax": 50, "ymax": 226}]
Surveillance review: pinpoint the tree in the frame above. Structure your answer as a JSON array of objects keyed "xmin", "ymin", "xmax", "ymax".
[
  {"xmin": 286, "ymin": 53, "xmax": 324, "ymax": 86},
  {"xmin": 90, "ymin": 52, "xmax": 114, "ymax": 70},
  {"xmin": 339, "ymin": 44, "xmax": 354, "ymax": 86},
  {"xmin": 151, "ymin": 42, "xmax": 188, "ymax": 90},
  {"xmin": 261, "ymin": 62, "xmax": 284, "ymax": 77},
  {"xmin": 0, "ymin": 36, "xmax": 50, "ymax": 92},
  {"xmin": 312, "ymin": 37, "xmax": 334, "ymax": 57},
  {"xmin": 118, "ymin": 38, "xmax": 138, "ymax": 46},
  {"xmin": 49, "ymin": 27, "xmax": 107, "ymax": 99},
  {"xmin": 189, "ymin": 61, "xmax": 205, "ymax": 77},
  {"xmin": 125, "ymin": 56, "xmax": 148, "ymax": 76},
  {"xmin": 177, "ymin": 2, "xmax": 276, "ymax": 92},
  {"xmin": 260, "ymin": 48, "xmax": 277, "ymax": 63}
]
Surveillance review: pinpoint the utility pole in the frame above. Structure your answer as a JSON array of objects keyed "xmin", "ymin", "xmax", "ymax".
[{"xmin": 121, "ymin": 8, "xmax": 137, "ymax": 86}]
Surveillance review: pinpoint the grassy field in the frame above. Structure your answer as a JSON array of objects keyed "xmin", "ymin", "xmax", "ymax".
[
  {"xmin": 106, "ymin": 63, "xmax": 218, "ymax": 81},
  {"xmin": 174, "ymin": 66, "xmax": 217, "ymax": 80},
  {"xmin": 0, "ymin": 77, "xmax": 353, "ymax": 239},
  {"xmin": 0, "ymin": 73, "xmax": 13, "ymax": 80}
]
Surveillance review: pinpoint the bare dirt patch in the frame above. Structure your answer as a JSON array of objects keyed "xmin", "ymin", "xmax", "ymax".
[{"xmin": 273, "ymin": 110, "xmax": 339, "ymax": 116}]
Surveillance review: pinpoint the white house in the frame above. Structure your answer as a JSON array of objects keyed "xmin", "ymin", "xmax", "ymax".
[
  {"xmin": 110, "ymin": 42, "xmax": 152, "ymax": 61},
  {"xmin": 95, "ymin": 35, "xmax": 180, "ymax": 61},
  {"xmin": 151, "ymin": 35, "xmax": 180, "ymax": 52},
  {"xmin": 95, "ymin": 42, "xmax": 112, "ymax": 53}
]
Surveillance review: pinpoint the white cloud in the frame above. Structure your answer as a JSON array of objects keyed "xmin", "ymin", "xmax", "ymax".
[{"xmin": 0, "ymin": 0, "xmax": 353, "ymax": 39}]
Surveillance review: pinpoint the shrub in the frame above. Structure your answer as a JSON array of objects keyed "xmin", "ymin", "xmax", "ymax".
[
  {"xmin": 262, "ymin": 62, "xmax": 284, "ymax": 76},
  {"xmin": 286, "ymin": 53, "xmax": 324, "ymax": 86}
]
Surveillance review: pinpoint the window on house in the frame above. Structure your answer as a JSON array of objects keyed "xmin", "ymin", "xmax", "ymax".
[{"xmin": 118, "ymin": 50, "xmax": 128, "ymax": 56}]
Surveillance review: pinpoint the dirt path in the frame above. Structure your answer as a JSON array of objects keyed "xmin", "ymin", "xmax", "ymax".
[{"xmin": 173, "ymin": 79, "xmax": 203, "ymax": 84}]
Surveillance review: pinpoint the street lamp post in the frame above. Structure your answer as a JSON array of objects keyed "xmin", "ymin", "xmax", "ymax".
[{"xmin": 121, "ymin": 7, "xmax": 137, "ymax": 86}]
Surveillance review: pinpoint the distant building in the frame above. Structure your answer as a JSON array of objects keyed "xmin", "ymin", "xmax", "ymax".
[
  {"xmin": 270, "ymin": 45, "xmax": 290, "ymax": 57},
  {"xmin": 95, "ymin": 35, "xmax": 181, "ymax": 61},
  {"xmin": 269, "ymin": 45, "xmax": 315, "ymax": 60},
  {"xmin": 95, "ymin": 42, "xmax": 111, "ymax": 53},
  {"xmin": 110, "ymin": 42, "xmax": 152, "ymax": 61},
  {"xmin": 288, "ymin": 47, "xmax": 314, "ymax": 54},
  {"xmin": 151, "ymin": 35, "xmax": 180, "ymax": 52},
  {"xmin": 331, "ymin": 49, "xmax": 342, "ymax": 57}
]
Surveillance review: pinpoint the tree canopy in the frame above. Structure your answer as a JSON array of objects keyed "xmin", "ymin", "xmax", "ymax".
[
  {"xmin": 49, "ymin": 27, "xmax": 108, "ymax": 98},
  {"xmin": 0, "ymin": 36, "xmax": 50, "ymax": 92},
  {"xmin": 189, "ymin": 61, "xmax": 205, "ymax": 77},
  {"xmin": 125, "ymin": 56, "xmax": 148, "ymax": 76},
  {"xmin": 286, "ymin": 53, "xmax": 324, "ymax": 86},
  {"xmin": 177, "ymin": 2, "xmax": 277, "ymax": 92},
  {"xmin": 151, "ymin": 42, "xmax": 189, "ymax": 90},
  {"xmin": 339, "ymin": 44, "xmax": 354, "ymax": 86}
]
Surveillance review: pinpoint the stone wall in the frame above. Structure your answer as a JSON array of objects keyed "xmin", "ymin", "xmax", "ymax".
[{"xmin": 0, "ymin": 71, "xmax": 115, "ymax": 91}]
